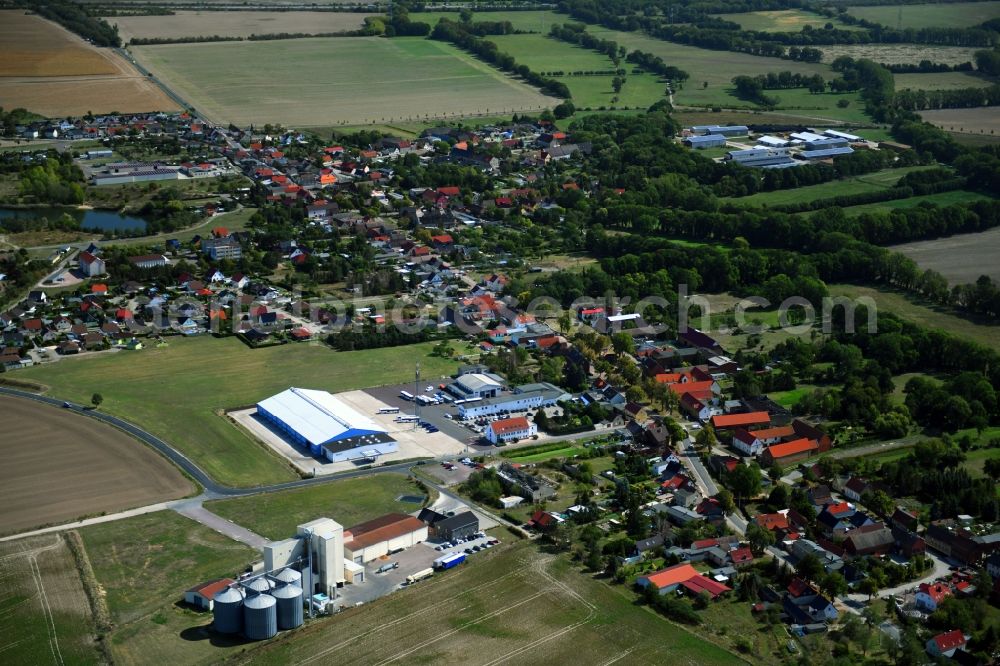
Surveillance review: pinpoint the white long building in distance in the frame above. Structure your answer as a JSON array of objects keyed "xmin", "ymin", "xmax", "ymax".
[{"xmin": 256, "ymin": 387, "xmax": 397, "ymax": 462}]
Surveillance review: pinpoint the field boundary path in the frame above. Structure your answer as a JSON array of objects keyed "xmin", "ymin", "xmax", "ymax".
[{"xmin": 172, "ymin": 499, "xmax": 269, "ymax": 548}]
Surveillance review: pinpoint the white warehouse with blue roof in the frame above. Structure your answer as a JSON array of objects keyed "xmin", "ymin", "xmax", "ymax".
[{"xmin": 256, "ymin": 387, "xmax": 397, "ymax": 462}]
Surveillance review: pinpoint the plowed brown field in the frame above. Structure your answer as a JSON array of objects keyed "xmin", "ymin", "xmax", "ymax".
[
  {"xmin": 0, "ymin": 10, "xmax": 178, "ymax": 115},
  {"xmin": 0, "ymin": 394, "xmax": 193, "ymax": 535}
]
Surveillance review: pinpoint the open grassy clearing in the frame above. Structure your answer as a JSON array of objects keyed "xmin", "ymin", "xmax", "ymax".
[
  {"xmin": 0, "ymin": 10, "xmax": 177, "ymax": 116},
  {"xmin": 819, "ymin": 43, "xmax": 981, "ymax": 65},
  {"xmin": 111, "ymin": 11, "xmax": 372, "ymax": 41},
  {"xmin": 236, "ymin": 542, "xmax": 743, "ymax": 665},
  {"xmin": 18, "ymin": 336, "xmax": 460, "ymax": 488},
  {"xmin": 832, "ymin": 189, "xmax": 993, "ymax": 217},
  {"xmin": 751, "ymin": 87, "xmax": 870, "ymax": 122},
  {"xmin": 830, "ymin": 283, "xmax": 1000, "ymax": 353},
  {"xmin": 846, "ymin": 1, "xmax": 1000, "ymax": 29},
  {"xmin": 505, "ymin": 445, "xmax": 589, "ymax": 463},
  {"xmin": 0, "ymin": 534, "xmax": 101, "ymax": 666},
  {"xmin": 890, "ymin": 225, "xmax": 1000, "ymax": 284},
  {"xmin": 960, "ymin": 443, "xmax": 1000, "ymax": 479},
  {"xmin": 727, "ymin": 166, "xmax": 935, "ymax": 207},
  {"xmin": 132, "ymin": 37, "xmax": 556, "ymax": 127},
  {"xmin": 714, "ymin": 9, "xmax": 861, "ymax": 32},
  {"xmin": 0, "ymin": 395, "xmax": 193, "ymax": 536},
  {"xmin": 206, "ymin": 473, "xmax": 429, "ymax": 540},
  {"xmin": 920, "ymin": 105, "xmax": 1000, "ymax": 135},
  {"xmin": 771, "ymin": 385, "xmax": 816, "ymax": 408},
  {"xmin": 81, "ymin": 511, "xmax": 257, "ymax": 626},
  {"xmin": 895, "ymin": 71, "xmax": 998, "ymax": 91},
  {"xmin": 586, "ymin": 27, "xmax": 833, "ymax": 110}
]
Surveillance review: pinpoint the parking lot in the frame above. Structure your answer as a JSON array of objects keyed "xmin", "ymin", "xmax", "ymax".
[{"xmin": 332, "ymin": 531, "xmax": 503, "ymax": 608}]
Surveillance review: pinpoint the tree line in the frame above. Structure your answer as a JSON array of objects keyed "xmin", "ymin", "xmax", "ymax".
[
  {"xmin": 30, "ymin": 0, "xmax": 121, "ymax": 48},
  {"xmin": 431, "ymin": 19, "xmax": 571, "ymax": 99}
]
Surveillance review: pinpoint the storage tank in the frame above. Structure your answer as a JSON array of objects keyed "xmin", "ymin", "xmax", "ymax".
[
  {"xmin": 273, "ymin": 568, "xmax": 302, "ymax": 585},
  {"xmin": 243, "ymin": 593, "xmax": 277, "ymax": 640},
  {"xmin": 243, "ymin": 576, "xmax": 272, "ymax": 594},
  {"xmin": 273, "ymin": 583, "xmax": 304, "ymax": 630},
  {"xmin": 212, "ymin": 586, "xmax": 244, "ymax": 634}
]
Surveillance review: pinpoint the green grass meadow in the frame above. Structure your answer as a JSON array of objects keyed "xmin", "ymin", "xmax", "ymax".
[
  {"xmin": 19, "ymin": 337, "xmax": 460, "ymax": 487},
  {"xmin": 728, "ymin": 166, "xmax": 937, "ymax": 208},
  {"xmin": 716, "ymin": 9, "xmax": 862, "ymax": 32},
  {"xmin": 894, "ymin": 71, "xmax": 998, "ymax": 91},
  {"xmin": 205, "ymin": 473, "xmax": 429, "ymax": 540},
  {"xmin": 81, "ymin": 512, "xmax": 258, "ymax": 625},
  {"xmin": 846, "ymin": 1, "xmax": 1000, "ymax": 29}
]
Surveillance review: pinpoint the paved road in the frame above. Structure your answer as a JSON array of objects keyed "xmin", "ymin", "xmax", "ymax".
[{"xmin": 173, "ymin": 499, "xmax": 269, "ymax": 548}]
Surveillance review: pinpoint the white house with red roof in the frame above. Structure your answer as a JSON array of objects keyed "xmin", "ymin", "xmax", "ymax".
[
  {"xmin": 925, "ymin": 629, "xmax": 968, "ymax": 658},
  {"xmin": 78, "ymin": 251, "xmax": 105, "ymax": 277},
  {"xmin": 486, "ymin": 416, "xmax": 536, "ymax": 444}
]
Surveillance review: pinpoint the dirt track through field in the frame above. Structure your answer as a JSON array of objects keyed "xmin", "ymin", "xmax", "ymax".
[{"xmin": 0, "ymin": 395, "xmax": 193, "ymax": 535}]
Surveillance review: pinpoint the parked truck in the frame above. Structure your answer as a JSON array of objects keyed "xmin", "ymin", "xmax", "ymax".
[
  {"xmin": 433, "ymin": 552, "xmax": 466, "ymax": 570},
  {"xmin": 405, "ymin": 568, "xmax": 434, "ymax": 585}
]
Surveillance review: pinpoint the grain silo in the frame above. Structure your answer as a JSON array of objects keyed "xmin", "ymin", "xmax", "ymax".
[
  {"xmin": 244, "ymin": 576, "xmax": 273, "ymax": 594},
  {"xmin": 243, "ymin": 593, "xmax": 278, "ymax": 640},
  {"xmin": 273, "ymin": 567, "xmax": 302, "ymax": 586},
  {"xmin": 212, "ymin": 585, "xmax": 244, "ymax": 634},
  {"xmin": 273, "ymin": 583, "xmax": 304, "ymax": 630}
]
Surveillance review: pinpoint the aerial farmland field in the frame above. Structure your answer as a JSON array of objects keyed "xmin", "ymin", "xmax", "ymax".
[
  {"xmin": 584, "ymin": 27, "xmax": 833, "ymax": 109},
  {"xmin": 818, "ymin": 43, "xmax": 981, "ymax": 65},
  {"xmin": 714, "ymin": 9, "xmax": 861, "ymax": 32},
  {"xmin": 846, "ymin": 1, "xmax": 1000, "ymax": 29},
  {"xmin": 17, "ymin": 337, "xmax": 460, "ymax": 488},
  {"xmin": 894, "ymin": 71, "xmax": 997, "ymax": 91},
  {"xmin": 0, "ymin": 534, "xmax": 101, "ymax": 665},
  {"xmin": 131, "ymin": 37, "xmax": 557, "ymax": 127},
  {"xmin": 890, "ymin": 225, "xmax": 1000, "ymax": 284},
  {"xmin": 0, "ymin": 10, "xmax": 177, "ymax": 116},
  {"xmin": 0, "ymin": 394, "xmax": 193, "ymax": 535},
  {"xmin": 109, "ymin": 11, "xmax": 373, "ymax": 42},
  {"xmin": 488, "ymin": 33, "xmax": 667, "ymax": 108},
  {"xmin": 920, "ymin": 105, "xmax": 1000, "ymax": 135}
]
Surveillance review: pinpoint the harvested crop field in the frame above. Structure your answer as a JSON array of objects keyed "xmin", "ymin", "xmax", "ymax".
[
  {"xmin": 0, "ymin": 10, "xmax": 178, "ymax": 116},
  {"xmin": 110, "ymin": 10, "xmax": 373, "ymax": 42},
  {"xmin": 0, "ymin": 394, "xmax": 193, "ymax": 536},
  {"xmin": 0, "ymin": 534, "xmax": 100, "ymax": 665},
  {"xmin": 132, "ymin": 37, "xmax": 557, "ymax": 126},
  {"xmin": 0, "ymin": 10, "xmax": 117, "ymax": 76},
  {"xmin": 920, "ymin": 106, "xmax": 1000, "ymax": 135},
  {"xmin": 890, "ymin": 226, "xmax": 1000, "ymax": 284},
  {"xmin": 238, "ymin": 542, "xmax": 742, "ymax": 665},
  {"xmin": 819, "ymin": 44, "xmax": 981, "ymax": 65}
]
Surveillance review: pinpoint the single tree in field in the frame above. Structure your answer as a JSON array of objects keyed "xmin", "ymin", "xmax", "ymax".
[{"xmin": 91, "ymin": 393, "xmax": 103, "ymax": 408}]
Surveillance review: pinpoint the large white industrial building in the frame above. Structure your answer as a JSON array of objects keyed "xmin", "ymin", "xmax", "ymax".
[
  {"xmin": 264, "ymin": 518, "xmax": 353, "ymax": 599},
  {"xmin": 256, "ymin": 387, "xmax": 398, "ymax": 462}
]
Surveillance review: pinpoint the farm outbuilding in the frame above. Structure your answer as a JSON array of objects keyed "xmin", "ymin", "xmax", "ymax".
[
  {"xmin": 256, "ymin": 387, "xmax": 397, "ymax": 462},
  {"xmin": 185, "ymin": 577, "xmax": 235, "ymax": 611},
  {"xmin": 342, "ymin": 513, "xmax": 428, "ymax": 564},
  {"xmin": 683, "ymin": 134, "xmax": 726, "ymax": 149}
]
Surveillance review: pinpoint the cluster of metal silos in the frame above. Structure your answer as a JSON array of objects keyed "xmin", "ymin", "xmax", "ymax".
[{"xmin": 212, "ymin": 568, "xmax": 303, "ymax": 640}]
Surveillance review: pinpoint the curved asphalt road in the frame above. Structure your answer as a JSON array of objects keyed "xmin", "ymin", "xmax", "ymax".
[{"xmin": 0, "ymin": 387, "xmax": 419, "ymax": 498}]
